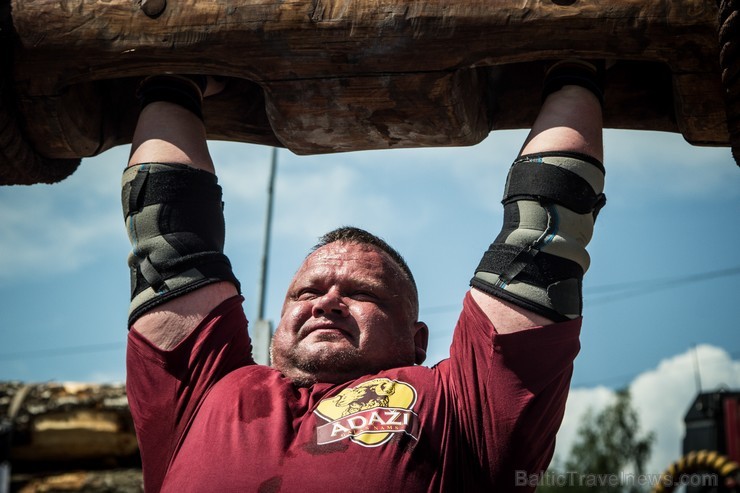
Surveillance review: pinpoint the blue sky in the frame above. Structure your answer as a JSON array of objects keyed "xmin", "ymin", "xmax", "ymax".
[{"xmin": 0, "ymin": 128, "xmax": 738, "ymax": 472}]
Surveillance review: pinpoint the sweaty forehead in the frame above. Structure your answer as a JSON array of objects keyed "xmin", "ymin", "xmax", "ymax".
[
  {"xmin": 305, "ymin": 242, "xmax": 390, "ymax": 271},
  {"xmin": 294, "ymin": 242, "xmax": 402, "ymax": 285}
]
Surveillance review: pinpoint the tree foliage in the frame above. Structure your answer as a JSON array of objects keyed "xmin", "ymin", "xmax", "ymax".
[{"xmin": 538, "ymin": 388, "xmax": 655, "ymax": 493}]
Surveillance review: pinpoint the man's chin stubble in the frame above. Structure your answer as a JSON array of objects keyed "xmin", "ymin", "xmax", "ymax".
[{"xmin": 279, "ymin": 345, "xmax": 365, "ymax": 387}]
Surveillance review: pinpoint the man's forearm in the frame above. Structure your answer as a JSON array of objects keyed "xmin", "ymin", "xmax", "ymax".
[
  {"xmin": 520, "ymin": 84, "xmax": 603, "ymax": 162},
  {"xmin": 122, "ymin": 77, "xmax": 240, "ymax": 348},
  {"xmin": 128, "ymin": 101, "xmax": 215, "ymax": 173}
]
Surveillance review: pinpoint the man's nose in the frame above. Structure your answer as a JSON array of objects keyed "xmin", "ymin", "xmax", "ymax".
[{"xmin": 311, "ymin": 289, "xmax": 349, "ymax": 318}]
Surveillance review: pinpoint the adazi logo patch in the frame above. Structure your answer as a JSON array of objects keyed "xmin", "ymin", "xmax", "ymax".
[{"xmin": 314, "ymin": 378, "xmax": 420, "ymax": 447}]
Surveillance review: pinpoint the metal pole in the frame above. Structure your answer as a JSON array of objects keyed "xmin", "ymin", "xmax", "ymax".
[
  {"xmin": 252, "ymin": 148, "xmax": 278, "ymax": 365},
  {"xmin": 257, "ymin": 147, "xmax": 278, "ymax": 321}
]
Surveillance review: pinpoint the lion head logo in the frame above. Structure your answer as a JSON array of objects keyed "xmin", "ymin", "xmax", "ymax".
[
  {"xmin": 333, "ymin": 379, "xmax": 397, "ymax": 417},
  {"xmin": 314, "ymin": 378, "xmax": 419, "ymax": 447}
]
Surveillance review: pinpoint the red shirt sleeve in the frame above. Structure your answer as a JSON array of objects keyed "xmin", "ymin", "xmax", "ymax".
[
  {"xmin": 436, "ymin": 291, "xmax": 581, "ymax": 491},
  {"xmin": 125, "ymin": 295, "xmax": 253, "ymax": 493}
]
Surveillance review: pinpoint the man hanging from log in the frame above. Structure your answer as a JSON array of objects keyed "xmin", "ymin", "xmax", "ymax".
[{"xmin": 122, "ymin": 60, "xmax": 605, "ymax": 492}]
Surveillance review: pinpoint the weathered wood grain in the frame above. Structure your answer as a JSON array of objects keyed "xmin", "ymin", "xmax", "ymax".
[{"xmin": 1, "ymin": 0, "xmax": 731, "ymax": 184}]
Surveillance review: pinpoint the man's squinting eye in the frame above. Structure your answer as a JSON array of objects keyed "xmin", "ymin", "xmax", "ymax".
[
  {"xmin": 349, "ymin": 289, "xmax": 382, "ymax": 302},
  {"xmin": 295, "ymin": 289, "xmax": 321, "ymax": 301}
]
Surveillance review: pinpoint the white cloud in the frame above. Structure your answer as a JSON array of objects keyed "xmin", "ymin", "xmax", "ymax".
[
  {"xmin": 0, "ymin": 209, "xmax": 122, "ymax": 281},
  {"xmin": 211, "ymin": 144, "xmax": 444, "ymax": 246},
  {"xmin": 273, "ymin": 164, "xmax": 397, "ymax": 238},
  {"xmin": 0, "ymin": 142, "xmax": 271, "ymax": 283},
  {"xmin": 555, "ymin": 345, "xmax": 740, "ymax": 477},
  {"xmin": 631, "ymin": 345, "xmax": 740, "ymax": 474},
  {"xmin": 261, "ymin": 158, "xmax": 451, "ymax": 244},
  {"xmin": 0, "ymin": 153, "xmax": 126, "ymax": 283}
]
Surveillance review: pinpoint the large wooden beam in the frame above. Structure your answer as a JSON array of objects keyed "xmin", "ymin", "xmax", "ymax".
[{"xmin": 0, "ymin": 0, "xmax": 730, "ymax": 184}]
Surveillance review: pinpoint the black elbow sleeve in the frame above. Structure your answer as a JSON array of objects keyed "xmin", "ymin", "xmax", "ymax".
[{"xmin": 121, "ymin": 162, "xmax": 241, "ymax": 327}]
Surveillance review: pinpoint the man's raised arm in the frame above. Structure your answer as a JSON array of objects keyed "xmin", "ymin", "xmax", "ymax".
[
  {"xmin": 470, "ymin": 60, "xmax": 606, "ymax": 333},
  {"xmin": 123, "ymin": 76, "xmax": 239, "ymax": 350}
]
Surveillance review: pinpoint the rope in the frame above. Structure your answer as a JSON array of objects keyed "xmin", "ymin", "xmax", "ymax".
[{"xmin": 718, "ymin": 0, "xmax": 740, "ymax": 166}]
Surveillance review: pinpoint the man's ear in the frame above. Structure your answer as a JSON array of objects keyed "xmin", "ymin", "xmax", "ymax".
[{"xmin": 413, "ymin": 321, "xmax": 429, "ymax": 365}]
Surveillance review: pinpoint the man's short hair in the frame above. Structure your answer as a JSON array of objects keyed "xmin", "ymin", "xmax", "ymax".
[{"xmin": 312, "ymin": 226, "xmax": 417, "ymax": 297}]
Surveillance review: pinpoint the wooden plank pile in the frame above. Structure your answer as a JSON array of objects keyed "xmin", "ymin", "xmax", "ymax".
[{"xmin": 0, "ymin": 382, "xmax": 141, "ymax": 492}]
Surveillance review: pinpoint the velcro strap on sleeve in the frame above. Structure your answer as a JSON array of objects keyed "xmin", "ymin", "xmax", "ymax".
[
  {"xmin": 139, "ymin": 256, "xmax": 167, "ymax": 293},
  {"xmin": 472, "ymin": 243, "xmax": 586, "ymax": 322},
  {"xmin": 122, "ymin": 163, "xmax": 222, "ymax": 215},
  {"xmin": 475, "ymin": 243, "xmax": 585, "ymax": 290},
  {"xmin": 504, "ymin": 151, "xmax": 605, "ymax": 214}
]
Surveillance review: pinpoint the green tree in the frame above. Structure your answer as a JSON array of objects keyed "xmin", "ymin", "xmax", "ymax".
[{"xmin": 538, "ymin": 388, "xmax": 654, "ymax": 493}]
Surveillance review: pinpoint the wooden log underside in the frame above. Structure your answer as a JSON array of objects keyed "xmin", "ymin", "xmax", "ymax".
[{"xmin": 0, "ymin": 0, "xmax": 730, "ymax": 184}]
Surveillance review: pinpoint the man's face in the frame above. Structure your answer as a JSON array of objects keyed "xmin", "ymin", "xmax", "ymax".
[{"xmin": 270, "ymin": 242, "xmax": 427, "ymax": 387}]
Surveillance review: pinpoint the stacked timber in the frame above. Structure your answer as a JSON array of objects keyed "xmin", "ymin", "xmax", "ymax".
[
  {"xmin": 11, "ymin": 470, "xmax": 143, "ymax": 493},
  {"xmin": 0, "ymin": 382, "xmax": 141, "ymax": 492}
]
